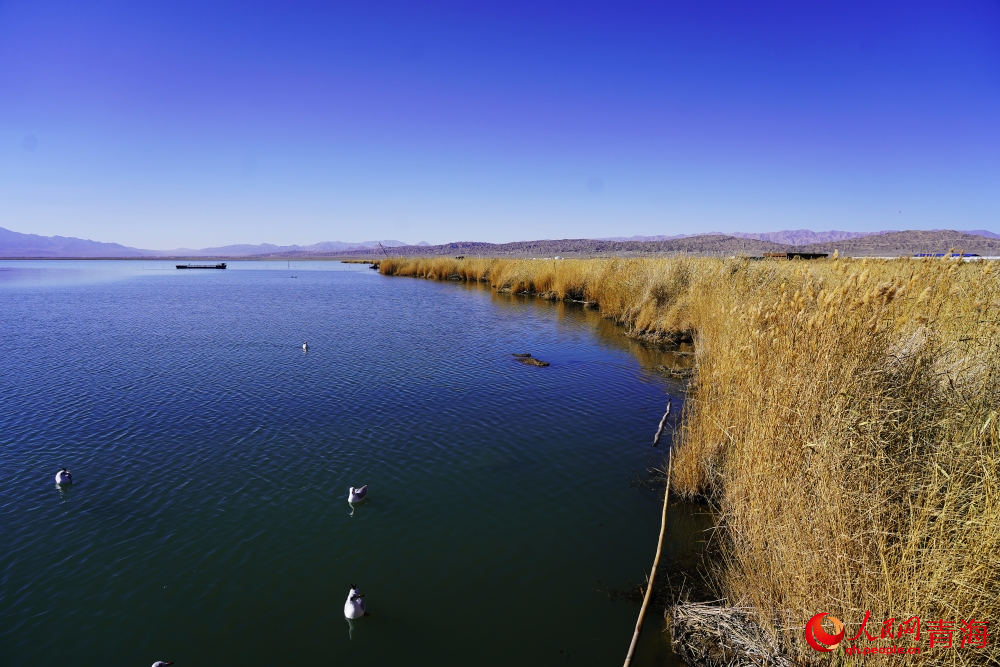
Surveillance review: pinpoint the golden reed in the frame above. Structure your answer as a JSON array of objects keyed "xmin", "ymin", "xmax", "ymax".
[{"xmin": 381, "ymin": 255, "xmax": 999, "ymax": 664}]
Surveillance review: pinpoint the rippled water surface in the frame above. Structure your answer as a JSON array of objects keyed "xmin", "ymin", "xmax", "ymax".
[{"xmin": 0, "ymin": 260, "xmax": 706, "ymax": 666}]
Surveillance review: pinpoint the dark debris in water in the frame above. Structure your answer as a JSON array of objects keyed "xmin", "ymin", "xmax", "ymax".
[
  {"xmin": 511, "ymin": 353, "xmax": 549, "ymax": 366},
  {"xmin": 652, "ymin": 365, "xmax": 694, "ymax": 378}
]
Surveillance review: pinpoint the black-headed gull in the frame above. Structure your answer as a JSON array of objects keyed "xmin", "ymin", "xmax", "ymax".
[
  {"xmin": 344, "ymin": 585, "xmax": 366, "ymax": 619},
  {"xmin": 348, "ymin": 485, "xmax": 368, "ymax": 503}
]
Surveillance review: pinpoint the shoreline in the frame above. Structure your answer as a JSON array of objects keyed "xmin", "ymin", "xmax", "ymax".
[{"xmin": 379, "ymin": 255, "xmax": 1000, "ymax": 665}]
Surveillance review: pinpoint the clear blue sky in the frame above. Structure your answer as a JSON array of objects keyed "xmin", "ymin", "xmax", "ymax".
[{"xmin": 1, "ymin": 1, "xmax": 998, "ymax": 248}]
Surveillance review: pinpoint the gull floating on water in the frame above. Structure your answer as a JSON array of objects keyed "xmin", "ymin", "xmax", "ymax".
[
  {"xmin": 55, "ymin": 469, "xmax": 72, "ymax": 485},
  {"xmin": 348, "ymin": 485, "xmax": 368, "ymax": 504},
  {"xmin": 151, "ymin": 662, "xmax": 174, "ymax": 667},
  {"xmin": 302, "ymin": 342, "xmax": 308, "ymax": 351},
  {"xmin": 344, "ymin": 585, "xmax": 366, "ymax": 619}
]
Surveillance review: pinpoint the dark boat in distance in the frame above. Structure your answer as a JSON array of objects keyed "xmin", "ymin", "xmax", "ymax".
[{"xmin": 176, "ymin": 263, "xmax": 227, "ymax": 269}]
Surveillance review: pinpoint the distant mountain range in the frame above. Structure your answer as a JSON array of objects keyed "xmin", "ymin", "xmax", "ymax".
[
  {"xmin": 250, "ymin": 235, "xmax": 791, "ymax": 258},
  {"xmin": 795, "ymin": 230, "xmax": 1000, "ymax": 256},
  {"xmin": 164, "ymin": 240, "xmax": 413, "ymax": 256},
  {"xmin": 602, "ymin": 230, "xmax": 876, "ymax": 244},
  {"xmin": 1, "ymin": 225, "xmax": 998, "ymax": 258},
  {"xmin": 0, "ymin": 226, "xmax": 149, "ymax": 257},
  {"xmin": 734, "ymin": 230, "xmax": 881, "ymax": 244},
  {"xmin": 0, "ymin": 227, "xmax": 417, "ymax": 257},
  {"xmin": 603, "ymin": 229, "xmax": 1000, "ymax": 245},
  {"xmin": 286, "ymin": 230, "xmax": 1000, "ymax": 259}
]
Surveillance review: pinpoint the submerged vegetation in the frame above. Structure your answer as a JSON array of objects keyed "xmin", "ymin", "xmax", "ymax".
[{"xmin": 381, "ymin": 255, "xmax": 1000, "ymax": 665}]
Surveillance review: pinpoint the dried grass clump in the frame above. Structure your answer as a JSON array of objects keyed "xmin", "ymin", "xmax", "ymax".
[
  {"xmin": 674, "ymin": 258, "xmax": 1000, "ymax": 665},
  {"xmin": 668, "ymin": 603, "xmax": 796, "ymax": 667},
  {"xmin": 381, "ymin": 256, "xmax": 707, "ymax": 334},
  {"xmin": 380, "ymin": 256, "xmax": 492, "ymax": 282},
  {"xmin": 382, "ymin": 255, "xmax": 1000, "ymax": 665}
]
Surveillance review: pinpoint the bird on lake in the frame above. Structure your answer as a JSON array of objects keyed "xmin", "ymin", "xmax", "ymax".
[
  {"xmin": 344, "ymin": 585, "xmax": 366, "ymax": 619},
  {"xmin": 348, "ymin": 485, "xmax": 368, "ymax": 504},
  {"xmin": 55, "ymin": 469, "xmax": 72, "ymax": 485},
  {"xmin": 302, "ymin": 341, "xmax": 308, "ymax": 351},
  {"xmin": 151, "ymin": 662, "xmax": 174, "ymax": 667}
]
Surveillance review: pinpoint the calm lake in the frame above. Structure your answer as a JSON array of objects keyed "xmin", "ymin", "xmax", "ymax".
[{"xmin": 0, "ymin": 260, "xmax": 707, "ymax": 666}]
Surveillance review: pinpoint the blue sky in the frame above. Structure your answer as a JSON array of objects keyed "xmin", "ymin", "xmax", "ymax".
[{"xmin": 1, "ymin": 1, "xmax": 998, "ymax": 248}]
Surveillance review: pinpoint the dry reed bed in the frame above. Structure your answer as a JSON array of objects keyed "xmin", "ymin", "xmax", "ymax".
[{"xmin": 380, "ymin": 255, "xmax": 1000, "ymax": 665}]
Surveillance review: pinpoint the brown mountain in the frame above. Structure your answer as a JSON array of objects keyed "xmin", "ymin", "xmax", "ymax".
[
  {"xmin": 251, "ymin": 234, "xmax": 789, "ymax": 258},
  {"xmin": 270, "ymin": 230, "xmax": 1000, "ymax": 259},
  {"xmin": 601, "ymin": 230, "xmax": 880, "ymax": 244},
  {"xmin": 799, "ymin": 230, "xmax": 1000, "ymax": 256},
  {"xmin": 731, "ymin": 229, "xmax": 881, "ymax": 245},
  {"xmin": 6, "ymin": 226, "xmax": 997, "ymax": 259}
]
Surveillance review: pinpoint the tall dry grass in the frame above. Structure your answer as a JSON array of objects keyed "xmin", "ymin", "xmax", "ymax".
[{"xmin": 381, "ymin": 255, "xmax": 1000, "ymax": 664}]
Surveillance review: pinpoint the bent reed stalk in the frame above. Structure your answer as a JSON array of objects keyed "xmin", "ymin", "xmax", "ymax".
[{"xmin": 381, "ymin": 255, "xmax": 1000, "ymax": 665}]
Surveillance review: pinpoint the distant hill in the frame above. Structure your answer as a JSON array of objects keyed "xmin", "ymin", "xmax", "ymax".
[
  {"xmin": 730, "ymin": 230, "xmax": 882, "ymax": 245},
  {"xmin": 0, "ymin": 227, "xmax": 409, "ymax": 257},
  {"xmin": 600, "ymin": 233, "xmax": 698, "ymax": 242},
  {"xmin": 163, "ymin": 240, "xmax": 408, "ymax": 256},
  {"xmin": 600, "ymin": 229, "xmax": 1000, "ymax": 250},
  {"xmin": 0, "ymin": 226, "xmax": 147, "ymax": 257},
  {"xmin": 602, "ymin": 230, "xmax": 880, "ymax": 244},
  {"xmin": 253, "ymin": 235, "xmax": 789, "ymax": 258},
  {"xmin": 3, "ymin": 226, "xmax": 998, "ymax": 259},
  {"xmin": 800, "ymin": 230, "xmax": 1000, "ymax": 256},
  {"xmin": 962, "ymin": 230, "xmax": 1000, "ymax": 240},
  {"xmin": 731, "ymin": 229, "xmax": 1000, "ymax": 245},
  {"xmin": 261, "ymin": 230, "xmax": 1000, "ymax": 259}
]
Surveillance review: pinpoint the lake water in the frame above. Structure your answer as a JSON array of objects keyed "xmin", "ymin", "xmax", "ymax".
[{"xmin": 0, "ymin": 260, "xmax": 707, "ymax": 666}]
